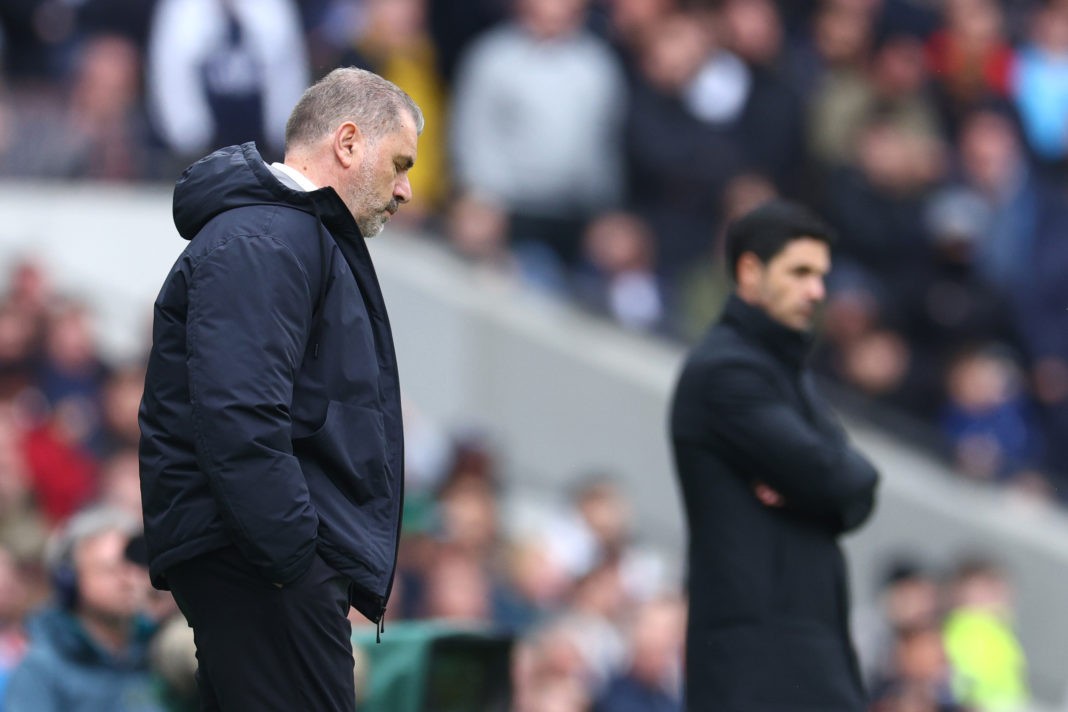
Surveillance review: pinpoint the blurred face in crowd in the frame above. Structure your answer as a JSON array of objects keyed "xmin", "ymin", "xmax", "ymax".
[
  {"xmin": 72, "ymin": 35, "xmax": 140, "ymax": 121},
  {"xmin": 46, "ymin": 304, "xmax": 97, "ymax": 372},
  {"xmin": 960, "ymin": 112, "xmax": 1020, "ymax": 195},
  {"xmin": 814, "ymin": 4, "xmax": 871, "ymax": 66},
  {"xmin": 737, "ymin": 238, "xmax": 830, "ymax": 332},
  {"xmin": 722, "ymin": 0, "xmax": 783, "ymax": 65},
  {"xmin": 517, "ymin": 0, "xmax": 588, "ymax": 40},
  {"xmin": 340, "ymin": 113, "xmax": 418, "ymax": 237},
  {"xmin": 628, "ymin": 598, "xmax": 686, "ymax": 685},
  {"xmin": 1033, "ymin": 4, "xmax": 1068, "ymax": 53},
  {"xmin": 608, "ymin": 0, "xmax": 674, "ymax": 42},
  {"xmin": 945, "ymin": 0, "xmax": 1004, "ymax": 48},
  {"xmin": 74, "ymin": 529, "xmax": 148, "ymax": 624},
  {"xmin": 639, "ymin": 12, "xmax": 712, "ymax": 92}
]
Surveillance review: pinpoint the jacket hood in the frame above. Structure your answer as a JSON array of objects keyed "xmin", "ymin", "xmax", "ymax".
[
  {"xmin": 26, "ymin": 607, "xmax": 156, "ymax": 669},
  {"xmin": 173, "ymin": 143, "xmax": 321, "ymax": 240}
]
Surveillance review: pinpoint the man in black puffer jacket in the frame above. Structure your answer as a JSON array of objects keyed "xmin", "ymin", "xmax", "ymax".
[
  {"xmin": 670, "ymin": 200, "xmax": 880, "ymax": 712},
  {"xmin": 138, "ymin": 67, "xmax": 422, "ymax": 711}
]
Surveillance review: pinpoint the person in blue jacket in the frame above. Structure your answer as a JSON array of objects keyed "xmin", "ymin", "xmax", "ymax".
[
  {"xmin": 138, "ymin": 67, "xmax": 422, "ymax": 712},
  {"xmin": 5, "ymin": 506, "xmax": 164, "ymax": 712}
]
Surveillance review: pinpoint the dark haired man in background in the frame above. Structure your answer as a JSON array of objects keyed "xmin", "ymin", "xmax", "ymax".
[{"xmin": 669, "ymin": 199, "xmax": 880, "ymax": 711}]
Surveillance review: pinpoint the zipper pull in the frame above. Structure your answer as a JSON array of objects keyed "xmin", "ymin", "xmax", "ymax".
[{"xmin": 376, "ymin": 612, "xmax": 385, "ymax": 644}]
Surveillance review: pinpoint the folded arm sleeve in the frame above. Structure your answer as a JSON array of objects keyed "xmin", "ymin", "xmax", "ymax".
[
  {"xmin": 695, "ymin": 361, "xmax": 879, "ymax": 529},
  {"xmin": 186, "ymin": 235, "xmax": 319, "ymax": 584}
]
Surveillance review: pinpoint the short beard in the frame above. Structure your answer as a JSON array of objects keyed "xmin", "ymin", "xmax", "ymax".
[
  {"xmin": 350, "ymin": 146, "xmax": 389, "ymax": 239},
  {"xmin": 356, "ymin": 213, "xmax": 387, "ymax": 238}
]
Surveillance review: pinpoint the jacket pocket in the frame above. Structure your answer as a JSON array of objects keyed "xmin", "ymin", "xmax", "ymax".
[{"xmin": 293, "ymin": 400, "xmax": 392, "ymax": 506}]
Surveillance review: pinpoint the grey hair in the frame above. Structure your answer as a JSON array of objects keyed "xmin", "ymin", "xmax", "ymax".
[
  {"xmin": 45, "ymin": 505, "xmax": 141, "ymax": 572},
  {"xmin": 284, "ymin": 67, "xmax": 424, "ymax": 150}
]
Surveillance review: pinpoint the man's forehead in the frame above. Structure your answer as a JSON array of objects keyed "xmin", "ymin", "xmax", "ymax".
[
  {"xmin": 774, "ymin": 237, "xmax": 829, "ymax": 263},
  {"xmin": 384, "ymin": 121, "xmax": 418, "ymax": 158}
]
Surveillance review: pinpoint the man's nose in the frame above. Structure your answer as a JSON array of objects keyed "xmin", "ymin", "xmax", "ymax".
[
  {"xmin": 809, "ymin": 277, "xmax": 826, "ymax": 302},
  {"xmin": 394, "ymin": 175, "xmax": 412, "ymax": 204}
]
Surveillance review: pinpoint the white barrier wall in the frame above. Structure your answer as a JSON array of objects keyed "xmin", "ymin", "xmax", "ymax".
[{"xmin": 3, "ymin": 183, "xmax": 1068, "ymax": 707}]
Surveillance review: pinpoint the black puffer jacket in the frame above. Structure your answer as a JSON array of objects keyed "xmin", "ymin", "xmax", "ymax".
[{"xmin": 139, "ymin": 143, "xmax": 404, "ymax": 624}]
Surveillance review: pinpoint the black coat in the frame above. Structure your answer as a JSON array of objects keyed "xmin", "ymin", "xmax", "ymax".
[
  {"xmin": 669, "ymin": 295, "xmax": 879, "ymax": 712},
  {"xmin": 139, "ymin": 143, "xmax": 404, "ymax": 624}
]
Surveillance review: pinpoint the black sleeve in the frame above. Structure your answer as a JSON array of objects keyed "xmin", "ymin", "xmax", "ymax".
[
  {"xmin": 186, "ymin": 234, "xmax": 320, "ymax": 584},
  {"xmin": 687, "ymin": 360, "xmax": 879, "ymax": 530}
]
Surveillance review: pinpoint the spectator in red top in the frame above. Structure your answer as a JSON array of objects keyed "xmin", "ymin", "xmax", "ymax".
[{"xmin": 925, "ymin": 0, "xmax": 1015, "ymax": 134}]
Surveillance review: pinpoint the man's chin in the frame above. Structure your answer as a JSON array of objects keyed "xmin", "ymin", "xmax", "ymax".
[{"xmin": 357, "ymin": 218, "xmax": 386, "ymax": 239}]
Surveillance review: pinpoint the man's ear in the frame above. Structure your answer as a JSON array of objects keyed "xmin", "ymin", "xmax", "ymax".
[
  {"xmin": 334, "ymin": 121, "xmax": 362, "ymax": 169},
  {"xmin": 736, "ymin": 252, "xmax": 764, "ymax": 295}
]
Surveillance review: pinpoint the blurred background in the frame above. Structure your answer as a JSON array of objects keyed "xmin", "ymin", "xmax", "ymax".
[{"xmin": 1, "ymin": 0, "xmax": 1068, "ymax": 710}]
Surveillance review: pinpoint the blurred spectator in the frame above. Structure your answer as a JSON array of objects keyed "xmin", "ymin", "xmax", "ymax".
[
  {"xmin": 623, "ymin": 9, "xmax": 746, "ymax": 277},
  {"xmin": 1009, "ymin": 184, "xmax": 1068, "ymax": 488},
  {"xmin": 592, "ymin": 595, "xmax": 684, "ymax": 712},
  {"xmin": 0, "ymin": 33, "xmax": 157, "ymax": 180},
  {"xmin": 4, "ymin": 506, "xmax": 164, "ymax": 712},
  {"xmin": 145, "ymin": 0, "xmax": 309, "ymax": 163},
  {"xmin": 4, "ymin": 259, "xmax": 52, "ymax": 343},
  {"xmin": 0, "ymin": 302, "xmax": 39, "ymax": 401},
  {"xmin": 809, "ymin": 27, "xmax": 940, "ymax": 170},
  {"xmin": 0, "ymin": 0, "xmax": 82, "ymax": 81},
  {"xmin": 450, "ymin": 0, "xmax": 627, "ymax": 275},
  {"xmin": 823, "ymin": 114, "xmax": 944, "ymax": 327},
  {"xmin": 427, "ymin": 0, "xmax": 508, "ymax": 85},
  {"xmin": 870, "ymin": 622, "xmax": 967, "ymax": 712},
  {"xmin": 925, "ymin": 0, "xmax": 1015, "ymax": 134},
  {"xmin": 94, "ymin": 365, "xmax": 144, "ymax": 459},
  {"xmin": 574, "ymin": 212, "xmax": 666, "ymax": 334},
  {"xmin": 0, "ymin": 546, "xmax": 29, "ymax": 701},
  {"xmin": 559, "ymin": 560, "xmax": 629, "ymax": 692},
  {"xmin": 96, "ymin": 449, "xmax": 142, "ymax": 520},
  {"xmin": 36, "ymin": 300, "xmax": 108, "ymax": 411},
  {"xmin": 598, "ymin": 0, "xmax": 679, "ymax": 72},
  {"xmin": 953, "ymin": 107, "xmax": 1043, "ymax": 299},
  {"xmin": 495, "ymin": 535, "xmax": 573, "ymax": 633},
  {"xmin": 719, "ymin": 0, "xmax": 807, "ymax": 194},
  {"xmin": 514, "ymin": 616, "xmax": 596, "ymax": 712},
  {"xmin": 0, "ymin": 405, "xmax": 49, "ymax": 565},
  {"xmin": 915, "ymin": 188, "xmax": 1016, "ymax": 358},
  {"xmin": 147, "ymin": 614, "xmax": 196, "ymax": 712},
  {"xmin": 332, "ymin": 0, "xmax": 449, "ymax": 220},
  {"xmin": 855, "ymin": 558, "xmax": 944, "ymax": 686},
  {"xmin": 445, "ymin": 191, "xmax": 515, "ymax": 269},
  {"xmin": 942, "ymin": 557, "xmax": 1031, "ymax": 711},
  {"xmin": 674, "ymin": 171, "xmax": 776, "ymax": 341},
  {"xmin": 537, "ymin": 475, "xmax": 674, "ymax": 621},
  {"xmin": 75, "ymin": 0, "xmax": 160, "ymax": 50},
  {"xmin": 941, "ymin": 347, "xmax": 1040, "ymax": 483},
  {"xmin": 1011, "ymin": 1, "xmax": 1068, "ymax": 177},
  {"xmin": 420, "ymin": 543, "xmax": 494, "ymax": 624},
  {"xmin": 20, "ymin": 404, "xmax": 98, "ymax": 525},
  {"xmin": 786, "ymin": 0, "xmax": 874, "ymax": 99}
]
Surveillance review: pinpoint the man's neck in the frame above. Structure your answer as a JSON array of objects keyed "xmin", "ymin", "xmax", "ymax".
[
  {"xmin": 273, "ymin": 160, "xmax": 320, "ymax": 192},
  {"xmin": 78, "ymin": 612, "xmax": 132, "ymax": 655}
]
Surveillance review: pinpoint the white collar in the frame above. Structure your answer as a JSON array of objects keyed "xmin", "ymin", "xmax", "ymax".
[{"xmin": 269, "ymin": 162, "xmax": 318, "ymax": 192}]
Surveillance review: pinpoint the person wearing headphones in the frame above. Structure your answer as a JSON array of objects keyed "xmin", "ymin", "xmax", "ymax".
[{"xmin": 4, "ymin": 506, "xmax": 165, "ymax": 712}]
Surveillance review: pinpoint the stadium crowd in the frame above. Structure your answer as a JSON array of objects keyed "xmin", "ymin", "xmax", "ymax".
[{"xmin": 0, "ymin": 0, "xmax": 1053, "ymax": 710}]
